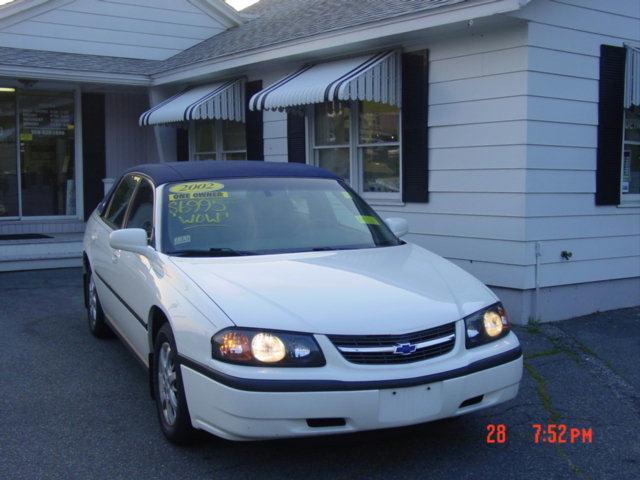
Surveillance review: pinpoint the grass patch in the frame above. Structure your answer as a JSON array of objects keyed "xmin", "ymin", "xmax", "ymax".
[
  {"xmin": 526, "ymin": 317, "xmax": 542, "ymax": 334},
  {"xmin": 524, "ymin": 362, "xmax": 560, "ymax": 421},
  {"xmin": 524, "ymin": 347, "xmax": 562, "ymax": 360},
  {"xmin": 532, "ymin": 330, "xmax": 582, "ymax": 364}
]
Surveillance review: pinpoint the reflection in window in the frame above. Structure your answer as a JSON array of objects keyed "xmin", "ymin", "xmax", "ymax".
[
  {"xmin": 311, "ymin": 100, "xmax": 401, "ymax": 198},
  {"xmin": 315, "ymin": 102, "xmax": 350, "ymax": 145},
  {"xmin": 314, "ymin": 103, "xmax": 351, "ymax": 183},
  {"xmin": 318, "ymin": 148, "xmax": 350, "ymax": 181},
  {"xmin": 362, "ymin": 146, "xmax": 400, "ymax": 193},
  {"xmin": 104, "ymin": 175, "xmax": 138, "ymax": 229},
  {"xmin": 359, "ymin": 101, "xmax": 399, "ymax": 144},
  {"xmin": 191, "ymin": 120, "xmax": 246, "ymax": 161},
  {"xmin": 19, "ymin": 91, "xmax": 75, "ymax": 216},
  {"xmin": 622, "ymin": 108, "xmax": 640, "ymax": 195},
  {"xmin": 126, "ymin": 179, "xmax": 154, "ymax": 241},
  {"xmin": 193, "ymin": 121, "xmax": 216, "ymax": 160},
  {"xmin": 358, "ymin": 102, "xmax": 400, "ymax": 193}
]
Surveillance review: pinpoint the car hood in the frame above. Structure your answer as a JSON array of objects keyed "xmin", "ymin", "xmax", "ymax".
[{"xmin": 169, "ymin": 244, "xmax": 497, "ymax": 335}]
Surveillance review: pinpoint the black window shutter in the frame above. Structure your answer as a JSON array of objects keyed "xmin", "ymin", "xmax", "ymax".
[
  {"xmin": 287, "ymin": 112, "xmax": 306, "ymax": 163},
  {"xmin": 596, "ymin": 45, "xmax": 626, "ymax": 206},
  {"xmin": 81, "ymin": 93, "xmax": 106, "ymax": 220},
  {"xmin": 176, "ymin": 126, "xmax": 189, "ymax": 161},
  {"xmin": 402, "ymin": 50, "xmax": 429, "ymax": 203},
  {"xmin": 245, "ymin": 80, "xmax": 264, "ymax": 160}
]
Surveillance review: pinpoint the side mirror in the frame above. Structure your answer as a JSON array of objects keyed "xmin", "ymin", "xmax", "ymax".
[
  {"xmin": 109, "ymin": 228, "xmax": 151, "ymax": 256},
  {"xmin": 384, "ymin": 217, "xmax": 409, "ymax": 238}
]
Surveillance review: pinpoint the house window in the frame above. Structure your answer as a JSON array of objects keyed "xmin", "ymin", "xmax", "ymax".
[
  {"xmin": 190, "ymin": 120, "xmax": 246, "ymax": 161},
  {"xmin": 621, "ymin": 107, "xmax": 640, "ymax": 199},
  {"xmin": 310, "ymin": 100, "xmax": 401, "ymax": 200}
]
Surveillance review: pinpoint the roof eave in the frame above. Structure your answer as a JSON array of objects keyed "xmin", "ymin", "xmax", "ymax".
[
  {"xmin": 0, "ymin": 64, "xmax": 151, "ymax": 86},
  {"xmin": 151, "ymin": 0, "xmax": 532, "ymax": 86}
]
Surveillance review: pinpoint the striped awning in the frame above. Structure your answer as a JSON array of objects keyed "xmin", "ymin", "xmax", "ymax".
[
  {"xmin": 625, "ymin": 45, "xmax": 640, "ymax": 108},
  {"xmin": 249, "ymin": 51, "xmax": 400, "ymax": 111},
  {"xmin": 139, "ymin": 79, "xmax": 245, "ymax": 126}
]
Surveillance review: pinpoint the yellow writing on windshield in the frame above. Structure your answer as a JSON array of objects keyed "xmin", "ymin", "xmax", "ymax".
[
  {"xmin": 168, "ymin": 182, "xmax": 228, "ymax": 201},
  {"xmin": 356, "ymin": 215, "xmax": 380, "ymax": 225},
  {"xmin": 168, "ymin": 181, "xmax": 231, "ymax": 225}
]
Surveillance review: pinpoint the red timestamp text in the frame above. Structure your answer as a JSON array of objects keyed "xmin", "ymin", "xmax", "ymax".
[
  {"xmin": 532, "ymin": 424, "xmax": 593, "ymax": 444},
  {"xmin": 486, "ymin": 424, "xmax": 508, "ymax": 444}
]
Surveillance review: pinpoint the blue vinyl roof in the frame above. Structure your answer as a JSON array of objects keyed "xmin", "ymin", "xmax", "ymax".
[{"xmin": 124, "ymin": 160, "xmax": 339, "ymax": 185}]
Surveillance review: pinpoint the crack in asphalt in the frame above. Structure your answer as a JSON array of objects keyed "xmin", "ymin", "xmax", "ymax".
[
  {"xmin": 520, "ymin": 322, "xmax": 640, "ymax": 480},
  {"xmin": 543, "ymin": 324, "xmax": 640, "ymax": 418}
]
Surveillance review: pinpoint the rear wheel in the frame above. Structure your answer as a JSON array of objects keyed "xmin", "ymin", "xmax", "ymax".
[
  {"xmin": 154, "ymin": 323, "xmax": 196, "ymax": 444},
  {"xmin": 86, "ymin": 270, "xmax": 111, "ymax": 338}
]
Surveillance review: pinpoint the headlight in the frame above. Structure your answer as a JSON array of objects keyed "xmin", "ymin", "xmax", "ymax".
[
  {"xmin": 464, "ymin": 303, "xmax": 510, "ymax": 348},
  {"xmin": 212, "ymin": 328, "xmax": 325, "ymax": 367},
  {"xmin": 251, "ymin": 333, "xmax": 286, "ymax": 363}
]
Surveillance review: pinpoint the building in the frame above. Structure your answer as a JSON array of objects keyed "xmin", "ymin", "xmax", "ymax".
[{"xmin": 0, "ymin": 0, "xmax": 638, "ymax": 323}]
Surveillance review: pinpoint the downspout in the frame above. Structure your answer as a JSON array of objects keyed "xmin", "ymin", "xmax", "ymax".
[{"xmin": 533, "ymin": 242, "xmax": 541, "ymax": 321}]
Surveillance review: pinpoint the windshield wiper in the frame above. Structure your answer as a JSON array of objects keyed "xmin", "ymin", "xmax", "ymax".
[
  {"xmin": 310, "ymin": 246, "xmax": 361, "ymax": 252},
  {"xmin": 170, "ymin": 247, "xmax": 254, "ymax": 257}
]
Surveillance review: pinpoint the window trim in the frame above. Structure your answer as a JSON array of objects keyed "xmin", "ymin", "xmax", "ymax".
[
  {"xmin": 188, "ymin": 120, "xmax": 247, "ymax": 161},
  {"xmin": 308, "ymin": 101, "xmax": 402, "ymax": 201},
  {"xmin": 620, "ymin": 107, "xmax": 640, "ymax": 204}
]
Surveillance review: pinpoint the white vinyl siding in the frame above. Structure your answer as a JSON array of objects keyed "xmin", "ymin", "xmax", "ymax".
[
  {"xmin": 105, "ymin": 92, "xmax": 158, "ymax": 178},
  {"xmin": 212, "ymin": 12, "xmax": 640, "ymax": 297},
  {"xmin": 0, "ymin": 0, "xmax": 229, "ymax": 60},
  {"xmin": 374, "ymin": 24, "xmax": 531, "ymax": 289},
  {"xmin": 510, "ymin": 0, "xmax": 640, "ymax": 288}
]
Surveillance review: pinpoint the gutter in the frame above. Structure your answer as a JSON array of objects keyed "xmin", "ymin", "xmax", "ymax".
[{"xmin": 0, "ymin": 65, "xmax": 151, "ymax": 86}]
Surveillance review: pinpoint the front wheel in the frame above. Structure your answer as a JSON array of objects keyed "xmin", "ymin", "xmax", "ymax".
[
  {"xmin": 86, "ymin": 270, "xmax": 111, "ymax": 338},
  {"xmin": 154, "ymin": 323, "xmax": 196, "ymax": 444}
]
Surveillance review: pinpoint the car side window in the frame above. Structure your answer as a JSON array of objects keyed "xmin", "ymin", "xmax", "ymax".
[
  {"xmin": 103, "ymin": 175, "xmax": 139, "ymax": 229},
  {"xmin": 125, "ymin": 179, "xmax": 154, "ymax": 242}
]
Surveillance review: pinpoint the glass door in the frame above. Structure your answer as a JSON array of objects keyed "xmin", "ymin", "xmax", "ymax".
[
  {"xmin": 0, "ymin": 89, "xmax": 18, "ymax": 218},
  {"xmin": 19, "ymin": 91, "xmax": 76, "ymax": 216}
]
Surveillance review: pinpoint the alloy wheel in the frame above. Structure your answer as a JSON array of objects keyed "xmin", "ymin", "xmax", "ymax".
[
  {"xmin": 158, "ymin": 342, "xmax": 178, "ymax": 426},
  {"xmin": 88, "ymin": 275, "xmax": 98, "ymax": 328}
]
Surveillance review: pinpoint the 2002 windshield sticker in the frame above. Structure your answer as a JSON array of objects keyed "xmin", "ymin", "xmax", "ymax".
[{"xmin": 168, "ymin": 181, "xmax": 230, "ymax": 226}]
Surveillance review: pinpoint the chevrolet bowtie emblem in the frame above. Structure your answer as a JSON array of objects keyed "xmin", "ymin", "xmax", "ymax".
[{"xmin": 393, "ymin": 343, "xmax": 417, "ymax": 355}]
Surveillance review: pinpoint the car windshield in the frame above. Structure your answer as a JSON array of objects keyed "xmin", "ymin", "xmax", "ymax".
[{"xmin": 162, "ymin": 177, "xmax": 401, "ymax": 256}]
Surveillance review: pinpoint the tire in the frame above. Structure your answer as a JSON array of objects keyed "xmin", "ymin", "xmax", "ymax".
[
  {"xmin": 85, "ymin": 269, "xmax": 112, "ymax": 338},
  {"xmin": 153, "ymin": 323, "xmax": 196, "ymax": 444}
]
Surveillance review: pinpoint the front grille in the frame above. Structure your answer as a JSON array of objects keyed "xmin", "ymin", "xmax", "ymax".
[{"xmin": 328, "ymin": 322, "xmax": 456, "ymax": 365}]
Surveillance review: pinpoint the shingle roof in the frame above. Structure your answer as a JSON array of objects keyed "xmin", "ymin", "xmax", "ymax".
[
  {"xmin": 153, "ymin": 0, "xmax": 467, "ymax": 74},
  {"xmin": 0, "ymin": 46, "xmax": 156, "ymax": 75},
  {"xmin": 0, "ymin": 0, "xmax": 467, "ymax": 78}
]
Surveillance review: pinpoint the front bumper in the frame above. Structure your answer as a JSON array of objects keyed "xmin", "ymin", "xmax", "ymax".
[{"xmin": 179, "ymin": 331, "xmax": 523, "ymax": 440}]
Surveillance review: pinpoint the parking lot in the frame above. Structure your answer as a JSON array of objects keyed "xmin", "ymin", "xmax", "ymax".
[{"xmin": 1, "ymin": 268, "xmax": 639, "ymax": 480}]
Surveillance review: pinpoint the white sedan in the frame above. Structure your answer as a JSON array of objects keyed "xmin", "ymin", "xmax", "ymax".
[{"xmin": 83, "ymin": 161, "xmax": 522, "ymax": 444}]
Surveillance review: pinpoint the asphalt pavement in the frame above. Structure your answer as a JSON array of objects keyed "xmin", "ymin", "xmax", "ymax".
[{"xmin": 1, "ymin": 268, "xmax": 639, "ymax": 480}]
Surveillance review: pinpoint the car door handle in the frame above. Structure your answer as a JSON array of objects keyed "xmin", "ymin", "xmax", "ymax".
[{"xmin": 111, "ymin": 250, "xmax": 121, "ymax": 263}]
